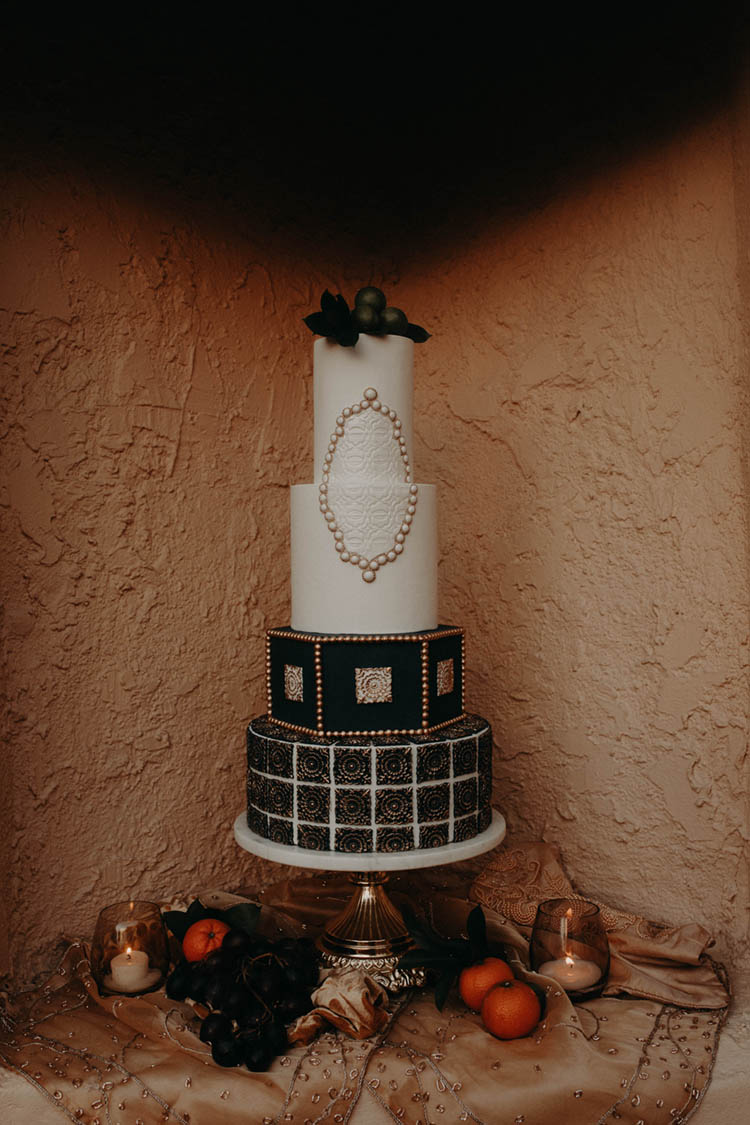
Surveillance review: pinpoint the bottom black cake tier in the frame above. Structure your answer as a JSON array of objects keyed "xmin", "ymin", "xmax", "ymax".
[{"xmin": 246, "ymin": 713, "xmax": 493, "ymax": 854}]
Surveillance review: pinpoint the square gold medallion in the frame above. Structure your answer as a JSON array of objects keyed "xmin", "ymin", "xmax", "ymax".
[
  {"xmin": 354, "ymin": 666, "xmax": 393, "ymax": 704},
  {"xmin": 437, "ymin": 657, "xmax": 454, "ymax": 696},
  {"xmin": 284, "ymin": 664, "xmax": 304, "ymax": 702}
]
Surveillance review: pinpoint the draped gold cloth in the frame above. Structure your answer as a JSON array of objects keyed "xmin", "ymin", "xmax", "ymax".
[{"xmin": 0, "ymin": 844, "xmax": 730, "ymax": 1124}]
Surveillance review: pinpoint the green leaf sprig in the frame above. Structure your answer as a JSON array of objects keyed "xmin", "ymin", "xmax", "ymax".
[
  {"xmin": 398, "ymin": 904, "xmax": 504, "ymax": 1011},
  {"xmin": 303, "ymin": 286, "xmax": 430, "ymax": 348},
  {"xmin": 162, "ymin": 897, "xmax": 261, "ymax": 943}
]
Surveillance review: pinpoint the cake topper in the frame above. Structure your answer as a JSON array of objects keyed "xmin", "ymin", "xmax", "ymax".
[{"xmin": 304, "ymin": 287, "xmax": 430, "ymax": 348}]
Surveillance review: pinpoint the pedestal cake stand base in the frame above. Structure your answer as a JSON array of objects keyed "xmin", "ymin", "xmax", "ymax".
[{"xmin": 234, "ymin": 810, "xmax": 506, "ymax": 991}]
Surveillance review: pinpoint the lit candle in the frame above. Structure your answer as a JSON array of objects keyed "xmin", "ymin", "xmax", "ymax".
[
  {"xmin": 106, "ymin": 947, "xmax": 158, "ymax": 993},
  {"xmin": 538, "ymin": 954, "xmax": 602, "ymax": 990}
]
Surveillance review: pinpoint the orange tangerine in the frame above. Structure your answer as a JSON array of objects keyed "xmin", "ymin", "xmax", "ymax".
[
  {"xmin": 182, "ymin": 918, "xmax": 230, "ymax": 963},
  {"xmin": 480, "ymin": 979, "xmax": 542, "ymax": 1040},
  {"xmin": 458, "ymin": 956, "xmax": 514, "ymax": 1011}
]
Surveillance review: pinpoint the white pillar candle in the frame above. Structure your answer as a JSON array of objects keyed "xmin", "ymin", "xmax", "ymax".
[
  {"xmin": 108, "ymin": 948, "xmax": 152, "ymax": 992},
  {"xmin": 538, "ymin": 956, "xmax": 602, "ymax": 990}
]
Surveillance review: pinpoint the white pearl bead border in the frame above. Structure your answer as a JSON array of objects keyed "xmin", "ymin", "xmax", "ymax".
[{"xmin": 318, "ymin": 386, "xmax": 418, "ymax": 583}]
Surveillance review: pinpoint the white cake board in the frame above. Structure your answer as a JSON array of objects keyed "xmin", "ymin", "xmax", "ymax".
[{"xmin": 233, "ymin": 809, "xmax": 506, "ymax": 872}]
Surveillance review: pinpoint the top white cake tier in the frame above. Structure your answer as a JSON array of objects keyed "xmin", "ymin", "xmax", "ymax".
[
  {"xmin": 313, "ymin": 335, "xmax": 414, "ymax": 482},
  {"xmin": 289, "ymin": 331, "xmax": 437, "ymax": 635}
]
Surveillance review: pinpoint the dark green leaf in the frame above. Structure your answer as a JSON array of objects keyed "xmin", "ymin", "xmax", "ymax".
[
  {"xmin": 320, "ymin": 289, "xmax": 337, "ymax": 315},
  {"xmin": 304, "ymin": 311, "xmax": 333, "ymax": 336},
  {"xmin": 184, "ymin": 899, "xmax": 211, "ymax": 925},
  {"xmin": 163, "ymin": 897, "xmax": 239, "ymax": 941},
  {"xmin": 162, "ymin": 909, "xmax": 192, "ymax": 941},
  {"xmin": 321, "ymin": 290, "xmax": 349, "ymax": 330},
  {"xmin": 400, "ymin": 907, "xmax": 474, "ymax": 958},
  {"xmin": 467, "ymin": 905, "xmax": 487, "ymax": 960},
  {"xmin": 162, "ymin": 898, "xmax": 210, "ymax": 941},
  {"xmin": 405, "ymin": 322, "xmax": 431, "ymax": 343},
  {"xmin": 223, "ymin": 902, "xmax": 261, "ymax": 936},
  {"xmin": 334, "ymin": 324, "xmax": 359, "ymax": 347},
  {"xmin": 334, "ymin": 293, "xmax": 350, "ymax": 321},
  {"xmin": 434, "ymin": 969, "xmax": 457, "ymax": 1012}
]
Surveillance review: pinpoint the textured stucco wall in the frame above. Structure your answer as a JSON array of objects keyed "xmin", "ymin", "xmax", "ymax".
[
  {"xmin": 1, "ymin": 97, "xmax": 748, "ymax": 996},
  {"xmin": 424, "ymin": 118, "xmax": 749, "ymax": 981}
]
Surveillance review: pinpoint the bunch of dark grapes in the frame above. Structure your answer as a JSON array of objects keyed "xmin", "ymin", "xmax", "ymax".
[{"xmin": 165, "ymin": 929, "xmax": 320, "ymax": 1071}]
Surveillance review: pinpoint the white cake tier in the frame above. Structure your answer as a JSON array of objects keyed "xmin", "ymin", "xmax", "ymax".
[
  {"xmin": 291, "ymin": 482, "xmax": 437, "ymax": 634},
  {"xmin": 314, "ymin": 335, "xmax": 414, "ymax": 483}
]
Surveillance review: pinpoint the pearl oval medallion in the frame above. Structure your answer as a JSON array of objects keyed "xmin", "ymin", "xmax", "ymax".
[{"xmin": 317, "ymin": 386, "xmax": 418, "ymax": 583}]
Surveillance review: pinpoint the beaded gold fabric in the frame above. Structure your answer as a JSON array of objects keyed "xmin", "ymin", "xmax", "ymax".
[
  {"xmin": 471, "ymin": 843, "xmax": 730, "ymax": 1010},
  {"xmin": 0, "ymin": 859, "xmax": 730, "ymax": 1125}
]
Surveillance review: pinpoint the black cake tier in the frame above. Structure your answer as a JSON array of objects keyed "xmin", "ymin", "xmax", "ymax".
[
  {"xmin": 246, "ymin": 713, "xmax": 492, "ymax": 854},
  {"xmin": 266, "ymin": 625, "xmax": 464, "ymax": 737}
]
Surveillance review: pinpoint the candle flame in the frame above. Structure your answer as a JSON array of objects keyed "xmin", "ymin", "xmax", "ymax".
[
  {"xmin": 125, "ymin": 946, "xmax": 132, "ymax": 959},
  {"xmin": 565, "ymin": 955, "xmax": 575, "ymax": 967}
]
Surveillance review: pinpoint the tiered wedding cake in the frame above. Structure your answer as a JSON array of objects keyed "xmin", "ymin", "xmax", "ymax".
[{"xmin": 246, "ymin": 289, "xmax": 492, "ymax": 854}]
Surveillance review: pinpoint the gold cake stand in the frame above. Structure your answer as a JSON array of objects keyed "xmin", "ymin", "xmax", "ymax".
[{"xmin": 233, "ymin": 811, "xmax": 506, "ymax": 991}]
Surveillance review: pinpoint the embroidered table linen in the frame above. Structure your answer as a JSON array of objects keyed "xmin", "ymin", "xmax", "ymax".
[{"xmin": 0, "ymin": 853, "xmax": 730, "ymax": 1124}]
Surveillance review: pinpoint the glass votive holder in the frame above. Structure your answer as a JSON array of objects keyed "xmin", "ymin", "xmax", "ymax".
[
  {"xmin": 91, "ymin": 900, "xmax": 169, "ymax": 995},
  {"xmin": 530, "ymin": 897, "xmax": 609, "ymax": 1001}
]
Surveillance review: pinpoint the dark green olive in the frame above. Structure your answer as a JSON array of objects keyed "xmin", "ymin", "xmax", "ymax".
[
  {"xmin": 352, "ymin": 304, "xmax": 380, "ymax": 333},
  {"xmin": 354, "ymin": 286, "xmax": 386, "ymax": 311},
  {"xmin": 380, "ymin": 307, "xmax": 408, "ymax": 335}
]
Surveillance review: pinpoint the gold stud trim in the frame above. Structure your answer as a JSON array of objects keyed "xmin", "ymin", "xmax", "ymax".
[
  {"xmin": 314, "ymin": 641, "xmax": 323, "ymax": 731},
  {"xmin": 420, "ymin": 640, "xmax": 430, "ymax": 728},
  {"xmin": 265, "ymin": 632, "xmax": 272, "ymax": 716},
  {"xmin": 264, "ymin": 713, "xmax": 468, "ymax": 738},
  {"xmin": 268, "ymin": 627, "xmax": 463, "ymax": 644}
]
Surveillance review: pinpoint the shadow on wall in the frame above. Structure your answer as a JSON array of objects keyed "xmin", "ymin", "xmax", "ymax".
[{"xmin": 1, "ymin": 11, "xmax": 748, "ymax": 253}]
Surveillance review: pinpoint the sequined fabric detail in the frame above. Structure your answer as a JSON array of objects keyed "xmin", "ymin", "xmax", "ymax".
[{"xmin": 0, "ymin": 872, "xmax": 729, "ymax": 1125}]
